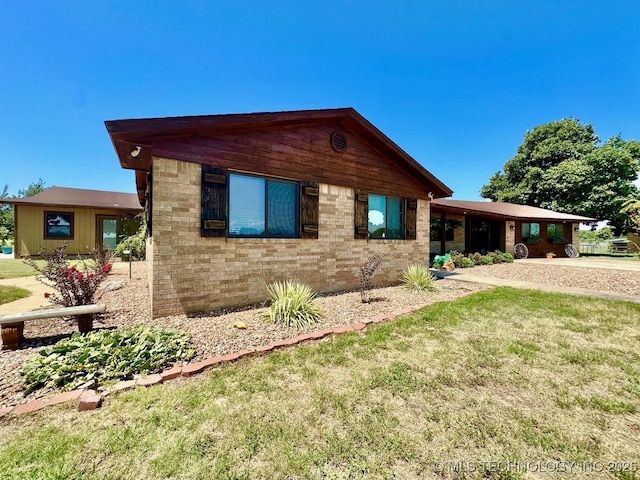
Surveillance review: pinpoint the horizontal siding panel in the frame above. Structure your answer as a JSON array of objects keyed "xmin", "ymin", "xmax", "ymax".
[{"xmin": 153, "ymin": 124, "xmax": 430, "ymax": 199}]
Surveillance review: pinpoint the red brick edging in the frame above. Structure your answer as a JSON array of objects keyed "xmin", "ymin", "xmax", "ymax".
[{"xmin": 0, "ymin": 307, "xmax": 416, "ymax": 418}]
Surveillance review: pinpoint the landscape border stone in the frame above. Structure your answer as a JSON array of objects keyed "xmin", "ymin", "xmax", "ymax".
[{"xmin": 1, "ymin": 306, "xmax": 418, "ymax": 418}]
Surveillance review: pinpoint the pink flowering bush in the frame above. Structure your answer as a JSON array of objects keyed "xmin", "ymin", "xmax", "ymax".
[{"xmin": 25, "ymin": 244, "xmax": 113, "ymax": 307}]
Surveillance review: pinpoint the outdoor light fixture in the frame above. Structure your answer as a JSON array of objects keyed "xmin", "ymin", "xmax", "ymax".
[
  {"xmin": 509, "ymin": 224, "xmax": 516, "ymax": 231},
  {"xmin": 130, "ymin": 146, "xmax": 142, "ymax": 158},
  {"xmin": 573, "ymin": 226, "xmax": 580, "ymax": 232}
]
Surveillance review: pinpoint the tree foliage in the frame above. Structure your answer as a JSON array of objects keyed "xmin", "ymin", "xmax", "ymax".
[
  {"xmin": 481, "ymin": 119, "xmax": 640, "ymax": 234},
  {"xmin": 0, "ymin": 179, "xmax": 46, "ymax": 238}
]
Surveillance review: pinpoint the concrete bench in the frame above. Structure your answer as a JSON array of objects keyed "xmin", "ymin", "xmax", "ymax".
[{"xmin": 0, "ymin": 304, "xmax": 106, "ymax": 350}]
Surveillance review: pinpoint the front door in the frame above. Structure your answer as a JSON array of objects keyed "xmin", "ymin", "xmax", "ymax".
[
  {"xmin": 466, "ymin": 217, "xmax": 501, "ymax": 254},
  {"xmin": 97, "ymin": 216, "xmax": 119, "ymax": 250}
]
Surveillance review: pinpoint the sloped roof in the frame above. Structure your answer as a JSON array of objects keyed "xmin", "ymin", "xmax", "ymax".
[
  {"xmin": 105, "ymin": 107, "xmax": 453, "ymax": 202},
  {"xmin": 0, "ymin": 186, "xmax": 142, "ymax": 211},
  {"xmin": 431, "ymin": 199, "xmax": 596, "ymax": 222}
]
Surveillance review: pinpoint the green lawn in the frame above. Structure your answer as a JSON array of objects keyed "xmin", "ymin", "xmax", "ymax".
[
  {"xmin": 1, "ymin": 288, "xmax": 639, "ymax": 479},
  {"xmin": 0, "ymin": 259, "xmax": 42, "ymax": 279},
  {"xmin": 0, "ymin": 259, "xmax": 89, "ymax": 279},
  {"xmin": 0, "ymin": 285, "xmax": 31, "ymax": 305}
]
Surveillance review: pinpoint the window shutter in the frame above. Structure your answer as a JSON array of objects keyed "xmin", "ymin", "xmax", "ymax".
[
  {"xmin": 405, "ymin": 198, "xmax": 417, "ymax": 240},
  {"xmin": 300, "ymin": 181, "xmax": 319, "ymax": 239},
  {"xmin": 354, "ymin": 189, "xmax": 369, "ymax": 239},
  {"xmin": 201, "ymin": 165, "xmax": 228, "ymax": 237}
]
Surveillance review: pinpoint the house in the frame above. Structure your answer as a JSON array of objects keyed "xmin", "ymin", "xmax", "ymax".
[
  {"xmin": 0, "ymin": 187, "xmax": 142, "ymax": 257},
  {"xmin": 105, "ymin": 108, "xmax": 452, "ymax": 318},
  {"xmin": 430, "ymin": 199, "xmax": 596, "ymax": 258}
]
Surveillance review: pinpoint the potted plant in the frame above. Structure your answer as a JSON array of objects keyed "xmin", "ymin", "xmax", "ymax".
[
  {"xmin": 546, "ymin": 252, "xmax": 556, "ymax": 259},
  {"xmin": 0, "ymin": 226, "xmax": 13, "ymax": 255}
]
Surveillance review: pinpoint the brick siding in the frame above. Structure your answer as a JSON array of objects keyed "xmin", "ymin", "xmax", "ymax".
[{"xmin": 148, "ymin": 157, "xmax": 431, "ymax": 318}]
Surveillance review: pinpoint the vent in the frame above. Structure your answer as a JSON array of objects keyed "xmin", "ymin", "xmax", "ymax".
[{"xmin": 330, "ymin": 131, "xmax": 348, "ymax": 152}]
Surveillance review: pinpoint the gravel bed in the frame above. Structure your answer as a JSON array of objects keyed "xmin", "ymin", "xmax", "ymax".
[
  {"xmin": 468, "ymin": 262, "xmax": 640, "ymax": 296},
  {"xmin": 0, "ymin": 262, "xmax": 487, "ymax": 409}
]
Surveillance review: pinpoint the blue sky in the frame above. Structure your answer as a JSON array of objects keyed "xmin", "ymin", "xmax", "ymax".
[{"xmin": 1, "ymin": 1, "xmax": 638, "ymax": 199}]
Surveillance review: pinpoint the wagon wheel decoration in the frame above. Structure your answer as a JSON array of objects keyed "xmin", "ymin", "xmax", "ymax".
[
  {"xmin": 564, "ymin": 243, "xmax": 579, "ymax": 258},
  {"xmin": 513, "ymin": 243, "xmax": 529, "ymax": 259}
]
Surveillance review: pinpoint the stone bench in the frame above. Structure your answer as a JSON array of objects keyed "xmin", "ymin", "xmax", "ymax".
[{"xmin": 0, "ymin": 304, "xmax": 106, "ymax": 350}]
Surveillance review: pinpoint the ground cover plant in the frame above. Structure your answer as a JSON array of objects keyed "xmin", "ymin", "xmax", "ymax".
[
  {"xmin": 0, "ymin": 285, "xmax": 30, "ymax": 305},
  {"xmin": 1, "ymin": 288, "xmax": 639, "ymax": 479},
  {"xmin": 22, "ymin": 326, "xmax": 196, "ymax": 394}
]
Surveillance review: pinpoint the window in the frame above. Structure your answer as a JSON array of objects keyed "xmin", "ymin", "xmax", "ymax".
[
  {"xmin": 44, "ymin": 211, "xmax": 74, "ymax": 239},
  {"xmin": 521, "ymin": 222, "xmax": 541, "ymax": 244},
  {"xmin": 430, "ymin": 219, "xmax": 457, "ymax": 241},
  {"xmin": 368, "ymin": 194, "xmax": 403, "ymax": 239},
  {"xmin": 228, "ymin": 173, "xmax": 298, "ymax": 237},
  {"xmin": 547, "ymin": 223, "xmax": 565, "ymax": 244}
]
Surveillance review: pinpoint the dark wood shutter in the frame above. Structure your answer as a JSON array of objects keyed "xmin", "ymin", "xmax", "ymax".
[
  {"xmin": 300, "ymin": 181, "xmax": 319, "ymax": 239},
  {"xmin": 355, "ymin": 189, "xmax": 369, "ymax": 239},
  {"xmin": 201, "ymin": 165, "xmax": 228, "ymax": 237},
  {"xmin": 405, "ymin": 198, "xmax": 417, "ymax": 240}
]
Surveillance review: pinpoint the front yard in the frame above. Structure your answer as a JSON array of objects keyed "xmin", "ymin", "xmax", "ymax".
[{"xmin": 1, "ymin": 287, "xmax": 638, "ymax": 479}]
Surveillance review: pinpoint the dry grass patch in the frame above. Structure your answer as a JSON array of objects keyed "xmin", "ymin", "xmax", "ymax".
[{"xmin": 0, "ymin": 287, "xmax": 639, "ymax": 479}]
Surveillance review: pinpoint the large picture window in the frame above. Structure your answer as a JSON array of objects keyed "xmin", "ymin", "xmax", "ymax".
[
  {"xmin": 521, "ymin": 222, "xmax": 541, "ymax": 244},
  {"xmin": 228, "ymin": 173, "xmax": 298, "ymax": 237},
  {"xmin": 368, "ymin": 194, "xmax": 403, "ymax": 239},
  {"xmin": 44, "ymin": 211, "xmax": 74, "ymax": 239}
]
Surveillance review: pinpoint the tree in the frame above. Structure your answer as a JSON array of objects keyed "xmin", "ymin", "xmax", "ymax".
[
  {"xmin": 621, "ymin": 197, "xmax": 640, "ymax": 233},
  {"xmin": 481, "ymin": 119, "xmax": 640, "ymax": 234},
  {"xmin": 0, "ymin": 179, "xmax": 47, "ymax": 238}
]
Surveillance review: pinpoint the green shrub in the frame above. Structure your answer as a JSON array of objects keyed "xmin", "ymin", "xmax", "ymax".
[
  {"xmin": 460, "ymin": 257, "xmax": 475, "ymax": 268},
  {"xmin": 402, "ymin": 265, "xmax": 440, "ymax": 293},
  {"xmin": 479, "ymin": 255, "xmax": 493, "ymax": 265},
  {"xmin": 449, "ymin": 250, "xmax": 466, "ymax": 268},
  {"xmin": 22, "ymin": 326, "xmax": 195, "ymax": 393},
  {"xmin": 487, "ymin": 251, "xmax": 502, "ymax": 263},
  {"xmin": 501, "ymin": 252, "xmax": 515, "ymax": 263},
  {"xmin": 470, "ymin": 252, "xmax": 482, "ymax": 264},
  {"xmin": 114, "ymin": 214, "xmax": 146, "ymax": 260},
  {"xmin": 266, "ymin": 280, "xmax": 322, "ymax": 328}
]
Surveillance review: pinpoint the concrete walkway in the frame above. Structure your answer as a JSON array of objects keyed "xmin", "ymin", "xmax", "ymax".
[
  {"xmin": 431, "ymin": 257, "xmax": 640, "ymax": 303},
  {"xmin": 0, "ymin": 276, "xmax": 50, "ymax": 314}
]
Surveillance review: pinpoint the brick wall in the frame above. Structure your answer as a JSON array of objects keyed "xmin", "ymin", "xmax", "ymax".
[
  {"xmin": 505, "ymin": 221, "xmax": 516, "ymax": 254},
  {"xmin": 571, "ymin": 223, "xmax": 580, "ymax": 251},
  {"xmin": 149, "ymin": 157, "xmax": 431, "ymax": 318}
]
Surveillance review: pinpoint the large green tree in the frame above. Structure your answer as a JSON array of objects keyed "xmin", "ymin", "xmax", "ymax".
[
  {"xmin": 481, "ymin": 119, "xmax": 640, "ymax": 234},
  {"xmin": 0, "ymin": 179, "xmax": 46, "ymax": 238}
]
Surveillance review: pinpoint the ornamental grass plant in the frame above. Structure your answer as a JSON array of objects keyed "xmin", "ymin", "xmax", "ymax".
[
  {"xmin": 265, "ymin": 280, "xmax": 322, "ymax": 328},
  {"xmin": 402, "ymin": 265, "xmax": 440, "ymax": 293}
]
